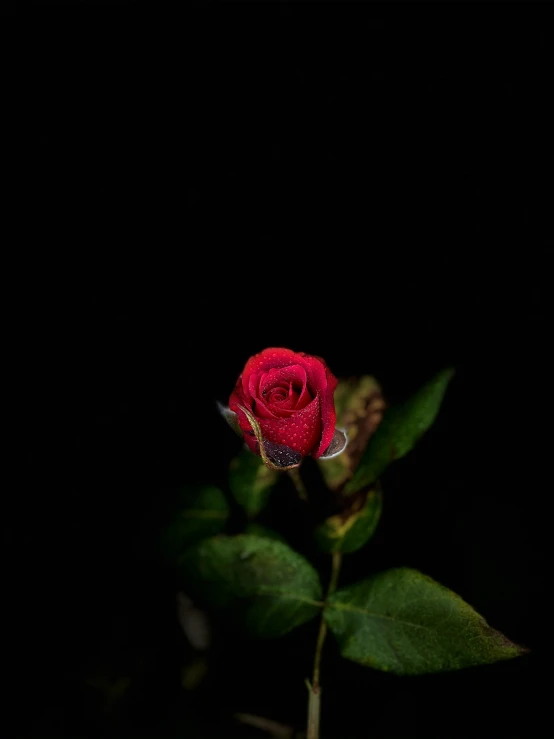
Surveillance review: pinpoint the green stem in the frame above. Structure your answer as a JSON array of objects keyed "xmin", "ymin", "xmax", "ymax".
[
  {"xmin": 307, "ymin": 551, "xmax": 342, "ymax": 739},
  {"xmin": 287, "ymin": 467, "xmax": 308, "ymax": 501},
  {"xmin": 327, "ymin": 550, "xmax": 342, "ymax": 597}
]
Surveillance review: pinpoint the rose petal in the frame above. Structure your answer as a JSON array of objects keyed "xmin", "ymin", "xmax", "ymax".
[
  {"xmin": 313, "ymin": 365, "xmax": 338, "ymax": 458},
  {"xmin": 299, "ymin": 355, "xmax": 338, "ymax": 458},
  {"xmin": 247, "ymin": 371, "xmax": 260, "ymax": 400},
  {"xmin": 267, "ymin": 387, "xmax": 292, "ymax": 405},
  {"xmin": 295, "ymin": 376, "xmax": 313, "ymax": 409},
  {"xmin": 255, "ymin": 395, "xmax": 322, "ymax": 457},
  {"xmin": 298, "ymin": 353, "xmax": 329, "ymax": 392},
  {"xmin": 260, "ymin": 365, "xmax": 311, "ymax": 412},
  {"xmin": 259, "ymin": 365, "xmax": 307, "ymax": 395},
  {"xmin": 240, "ymin": 348, "xmax": 301, "ymax": 396},
  {"xmin": 252, "ymin": 397, "xmax": 279, "ymax": 419}
]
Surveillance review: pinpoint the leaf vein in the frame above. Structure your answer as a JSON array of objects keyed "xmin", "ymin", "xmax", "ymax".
[{"xmin": 327, "ymin": 601, "xmax": 432, "ymax": 631}]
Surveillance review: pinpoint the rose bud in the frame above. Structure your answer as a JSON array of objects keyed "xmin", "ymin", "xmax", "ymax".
[{"xmin": 220, "ymin": 347, "xmax": 347, "ymax": 470}]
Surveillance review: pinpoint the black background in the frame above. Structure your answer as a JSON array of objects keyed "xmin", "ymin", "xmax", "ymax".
[{"xmin": 9, "ymin": 5, "xmax": 551, "ymax": 738}]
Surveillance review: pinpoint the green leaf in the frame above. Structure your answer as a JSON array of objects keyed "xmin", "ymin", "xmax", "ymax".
[
  {"xmin": 180, "ymin": 535, "xmax": 322, "ymax": 638},
  {"xmin": 345, "ymin": 369, "xmax": 454, "ymax": 495},
  {"xmin": 229, "ymin": 447, "xmax": 279, "ymax": 519},
  {"xmin": 324, "ymin": 568, "xmax": 526, "ymax": 675},
  {"xmin": 244, "ymin": 522, "xmax": 287, "ymax": 543},
  {"xmin": 314, "ymin": 488, "xmax": 382, "ymax": 554},
  {"xmin": 160, "ymin": 485, "xmax": 230, "ymax": 560}
]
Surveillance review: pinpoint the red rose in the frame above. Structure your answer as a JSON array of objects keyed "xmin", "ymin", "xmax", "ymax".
[{"xmin": 224, "ymin": 347, "xmax": 346, "ymax": 469}]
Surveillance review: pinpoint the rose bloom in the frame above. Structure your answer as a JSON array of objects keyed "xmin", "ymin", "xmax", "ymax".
[{"xmin": 225, "ymin": 347, "xmax": 346, "ymax": 469}]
